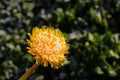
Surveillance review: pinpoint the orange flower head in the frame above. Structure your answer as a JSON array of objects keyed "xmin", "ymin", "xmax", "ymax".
[{"xmin": 27, "ymin": 25, "xmax": 69, "ymax": 69}]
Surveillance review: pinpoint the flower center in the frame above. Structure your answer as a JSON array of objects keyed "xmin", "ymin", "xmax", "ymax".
[{"xmin": 36, "ymin": 32, "xmax": 62, "ymax": 55}]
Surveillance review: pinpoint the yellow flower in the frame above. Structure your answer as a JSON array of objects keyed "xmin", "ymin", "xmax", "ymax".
[{"xmin": 27, "ymin": 25, "xmax": 69, "ymax": 69}]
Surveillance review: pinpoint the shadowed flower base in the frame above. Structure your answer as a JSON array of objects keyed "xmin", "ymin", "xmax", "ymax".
[{"xmin": 19, "ymin": 63, "xmax": 39, "ymax": 80}]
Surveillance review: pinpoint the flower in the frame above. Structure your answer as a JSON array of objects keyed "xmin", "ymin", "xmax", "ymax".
[{"xmin": 27, "ymin": 25, "xmax": 69, "ymax": 69}]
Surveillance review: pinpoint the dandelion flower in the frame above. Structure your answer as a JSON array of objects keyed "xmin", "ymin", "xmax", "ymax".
[{"xmin": 27, "ymin": 25, "xmax": 69, "ymax": 69}]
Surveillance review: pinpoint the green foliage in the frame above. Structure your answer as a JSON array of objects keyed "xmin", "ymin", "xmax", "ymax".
[
  {"xmin": 0, "ymin": 0, "xmax": 120, "ymax": 80},
  {"xmin": 70, "ymin": 31, "xmax": 120, "ymax": 78}
]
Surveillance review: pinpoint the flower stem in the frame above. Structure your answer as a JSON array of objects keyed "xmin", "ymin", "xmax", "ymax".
[{"xmin": 19, "ymin": 63, "xmax": 39, "ymax": 80}]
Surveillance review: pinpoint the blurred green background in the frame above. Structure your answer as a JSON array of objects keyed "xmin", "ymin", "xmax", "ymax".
[{"xmin": 0, "ymin": 0, "xmax": 120, "ymax": 80}]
